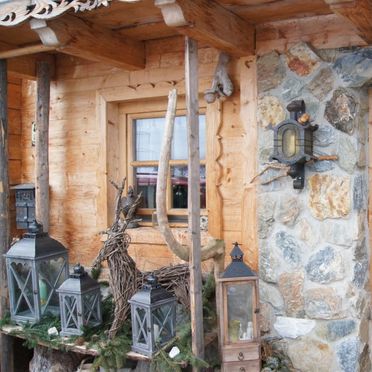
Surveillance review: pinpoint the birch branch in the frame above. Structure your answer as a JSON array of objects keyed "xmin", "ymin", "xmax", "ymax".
[{"xmin": 156, "ymin": 89, "xmax": 224, "ymax": 262}]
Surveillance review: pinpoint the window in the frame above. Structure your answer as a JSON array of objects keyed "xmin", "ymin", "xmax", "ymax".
[{"xmin": 128, "ymin": 114, "xmax": 206, "ymax": 223}]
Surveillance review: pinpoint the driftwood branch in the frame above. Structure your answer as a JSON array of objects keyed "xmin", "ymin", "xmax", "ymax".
[{"xmin": 156, "ymin": 89, "xmax": 225, "ymax": 262}]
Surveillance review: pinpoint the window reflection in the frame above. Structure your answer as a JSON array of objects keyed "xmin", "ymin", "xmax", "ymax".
[{"xmin": 135, "ymin": 167, "xmax": 158, "ymax": 208}]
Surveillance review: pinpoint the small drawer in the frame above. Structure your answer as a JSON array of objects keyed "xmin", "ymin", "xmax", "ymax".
[
  {"xmin": 222, "ymin": 344, "xmax": 260, "ymax": 363},
  {"xmin": 222, "ymin": 360, "xmax": 261, "ymax": 372}
]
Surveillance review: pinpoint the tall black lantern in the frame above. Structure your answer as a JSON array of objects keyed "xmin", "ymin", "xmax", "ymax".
[
  {"xmin": 11, "ymin": 183, "xmax": 35, "ymax": 230},
  {"xmin": 4, "ymin": 222, "xmax": 69, "ymax": 323},
  {"xmin": 271, "ymin": 100, "xmax": 318, "ymax": 189},
  {"xmin": 217, "ymin": 243, "xmax": 260, "ymax": 372},
  {"xmin": 57, "ymin": 264, "xmax": 102, "ymax": 337},
  {"xmin": 128, "ymin": 275, "xmax": 176, "ymax": 356}
]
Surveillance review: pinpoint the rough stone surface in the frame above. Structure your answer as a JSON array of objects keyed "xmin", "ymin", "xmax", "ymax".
[
  {"xmin": 257, "ymin": 51, "xmax": 286, "ymax": 92},
  {"xmin": 274, "ymin": 316, "xmax": 315, "ymax": 339},
  {"xmin": 275, "ymin": 231, "xmax": 301, "ymax": 266},
  {"xmin": 353, "ymin": 174, "xmax": 367, "ymax": 211},
  {"xmin": 296, "ymin": 219, "xmax": 318, "ymax": 248},
  {"xmin": 286, "ymin": 43, "xmax": 321, "ymax": 76},
  {"xmin": 314, "ymin": 124, "xmax": 336, "ymax": 147},
  {"xmin": 357, "ymin": 144, "xmax": 367, "ymax": 168},
  {"xmin": 326, "ymin": 319, "xmax": 356, "ymax": 341},
  {"xmin": 308, "ymin": 67, "xmax": 334, "ymax": 101},
  {"xmin": 278, "ymin": 271, "xmax": 305, "ymax": 317},
  {"xmin": 275, "ymin": 195, "xmax": 301, "ymax": 226},
  {"xmin": 308, "ymin": 159, "xmax": 335, "ymax": 173},
  {"xmin": 305, "ymin": 246, "xmax": 345, "ymax": 284},
  {"xmin": 281, "ymin": 77, "xmax": 303, "ymax": 101},
  {"xmin": 259, "ymin": 281, "xmax": 284, "ymax": 311},
  {"xmin": 336, "ymin": 338, "xmax": 360, "ymax": 372},
  {"xmin": 257, "ymin": 96, "xmax": 286, "ymax": 128},
  {"xmin": 305, "ymin": 287, "xmax": 342, "ymax": 319},
  {"xmin": 288, "ymin": 339, "xmax": 333, "ymax": 372},
  {"xmin": 260, "ymin": 246, "xmax": 281, "ymax": 283},
  {"xmin": 325, "ymin": 88, "xmax": 358, "ymax": 134},
  {"xmin": 337, "ymin": 135, "xmax": 358, "ymax": 174},
  {"xmin": 353, "ymin": 259, "xmax": 368, "ymax": 288},
  {"xmin": 334, "ymin": 48, "xmax": 372, "ymax": 87},
  {"xmin": 359, "ymin": 344, "xmax": 371, "ymax": 372},
  {"xmin": 259, "ymin": 302, "xmax": 276, "ymax": 334},
  {"xmin": 258, "ymin": 195, "xmax": 276, "ymax": 239},
  {"xmin": 321, "ymin": 221, "xmax": 355, "ymax": 248},
  {"xmin": 308, "ymin": 174, "xmax": 351, "ymax": 220}
]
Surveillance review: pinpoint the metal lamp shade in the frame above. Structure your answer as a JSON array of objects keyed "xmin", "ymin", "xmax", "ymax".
[
  {"xmin": 5, "ymin": 228, "xmax": 68, "ymax": 324},
  {"xmin": 57, "ymin": 264, "xmax": 102, "ymax": 337},
  {"xmin": 129, "ymin": 276, "xmax": 176, "ymax": 356}
]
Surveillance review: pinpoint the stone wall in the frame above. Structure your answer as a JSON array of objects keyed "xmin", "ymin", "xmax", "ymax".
[{"xmin": 257, "ymin": 44, "xmax": 371, "ymax": 371}]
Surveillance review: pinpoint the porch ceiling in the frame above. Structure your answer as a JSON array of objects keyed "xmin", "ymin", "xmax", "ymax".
[{"xmin": 0, "ymin": 0, "xmax": 369, "ymax": 78}]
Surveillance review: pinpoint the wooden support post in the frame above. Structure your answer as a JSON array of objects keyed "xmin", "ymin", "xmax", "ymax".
[
  {"xmin": 35, "ymin": 61, "xmax": 51, "ymax": 232},
  {"xmin": 185, "ymin": 36, "xmax": 204, "ymax": 367},
  {"xmin": 0, "ymin": 59, "xmax": 14, "ymax": 372}
]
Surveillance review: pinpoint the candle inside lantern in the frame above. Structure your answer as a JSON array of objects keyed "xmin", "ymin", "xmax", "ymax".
[{"xmin": 39, "ymin": 278, "xmax": 48, "ymax": 306}]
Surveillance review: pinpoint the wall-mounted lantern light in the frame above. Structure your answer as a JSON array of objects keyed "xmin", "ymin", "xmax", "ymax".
[
  {"xmin": 11, "ymin": 184, "xmax": 35, "ymax": 230},
  {"xmin": 5, "ymin": 221, "xmax": 68, "ymax": 324},
  {"xmin": 217, "ymin": 243, "xmax": 261, "ymax": 372},
  {"xmin": 128, "ymin": 275, "xmax": 176, "ymax": 357},
  {"xmin": 271, "ymin": 100, "xmax": 318, "ymax": 189},
  {"xmin": 57, "ymin": 264, "xmax": 102, "ymax": 337}
]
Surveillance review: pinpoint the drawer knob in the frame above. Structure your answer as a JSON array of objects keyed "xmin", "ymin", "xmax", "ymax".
[
  {"xmin": 238, "ymin": 352, "xmax": 244, "ymax": 361},
  {"xmin": 239, "ymin": 368, "xmax": 246, "ymax": 372}
]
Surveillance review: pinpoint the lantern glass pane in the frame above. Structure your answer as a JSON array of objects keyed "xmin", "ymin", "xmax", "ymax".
[
  {"xmin": 135, "ymin": 307, "xmax": 148, "ymax": 345},
  {"xmin": 64, "ymin": 295, "xmax": 79, "ymax": 329},
  {"xmin": 10, "ymin": 262, "xmax": 34, "ymax": 317},
  {"xmin": 282, "ymin": 128, "xmax": 297, "ymax": 158},
  {"xmin": 226, "ymin": 282, "xmax": 254, "ymax": 343},
  {"xmin": 152, "ymin": 304, "xmax": 173, "ymax": 344},
  {"xmin": 83, "ymin": 292, "xmax": 100, "ymax": 325},
  {"xmin": 38, "ymin": 257, "xmax": 67, "ymax": 315}
]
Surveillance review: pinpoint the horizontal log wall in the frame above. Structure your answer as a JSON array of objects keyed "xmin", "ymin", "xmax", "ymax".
[{"xmin": 20, "ymin": 36, "xmax": 258, "ymax": 270}]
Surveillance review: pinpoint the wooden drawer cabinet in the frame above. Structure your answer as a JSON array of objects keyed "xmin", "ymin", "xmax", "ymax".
[
  {"xmin": 222, "ymin": 344, "xmax": 260, "ymax": 363},
  {"xmin": 222, "ymin": 360, "xmax": 260, "ymax": 372}
]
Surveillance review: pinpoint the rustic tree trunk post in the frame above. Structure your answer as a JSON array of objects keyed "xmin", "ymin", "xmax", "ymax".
[
  {"xmin": 35, "ymin": 61, "xmax": 51, "ymax": 232},
  {"xmin": 185, "ymin": 36, "xmax": 204, "ymax": 367},
  {"xmin": 0, "ymin": 59, "xmax": 14, "ymax": 372}
]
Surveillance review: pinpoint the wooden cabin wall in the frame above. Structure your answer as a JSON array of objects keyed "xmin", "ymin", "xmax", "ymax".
[
  {"xmin": 8, "ymin": 76, "xmax": 22, "ymax": 237},
  {"xmin": 20, "ymin": 37, "xmax": 258, "ymax": 271}
]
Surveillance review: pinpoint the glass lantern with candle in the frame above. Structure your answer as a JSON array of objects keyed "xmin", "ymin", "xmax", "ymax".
[
  {"xmin": 217, "ymin": 243, "xmax": 260, "ymax": 372},
  {"xmin": 271, "ymin": 100, "xmax": 318, "ymax": 189},
  {"xmin": 5, "ymin": 222, "xmax": 68, "ymax": 324},
  {"xmin": 128, "ymin": 275, "xmax": 176, "ymax": 356}
]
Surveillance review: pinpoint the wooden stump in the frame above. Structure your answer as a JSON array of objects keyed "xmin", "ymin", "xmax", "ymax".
[{"xmin": 29, "ymin": 346, "xmax": 84, "ymax": 372}]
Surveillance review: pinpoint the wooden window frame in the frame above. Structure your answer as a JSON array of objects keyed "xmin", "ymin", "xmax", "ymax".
[{"xmin": 123, "ymin": 105, "xmax": 207, "ymax": 226}]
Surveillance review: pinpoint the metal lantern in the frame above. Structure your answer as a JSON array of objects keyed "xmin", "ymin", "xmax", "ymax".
[
  {"xmin": 128, "ymin": 275, "xmax": 176, "ymax": 356},
  {"xmin": 11, "ymin": 183, "xmax": 35, "ymax": 230},
  {"xmin": 5, "ymin": 222, "xmax": 69, "ymax": 324},
  {"xmin": 217, "ymin": 243, "xmax": 260, "ymax": 372},
  {"xmin": 271, "ymin": 100, "xmax": 318, "ymax": 189},
  {"xmin": 57, "ymin": 264, "xmax": 102, "ymax": 337}
]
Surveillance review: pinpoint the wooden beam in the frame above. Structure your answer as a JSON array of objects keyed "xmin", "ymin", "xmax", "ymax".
[
  {"xmin": 324, "ymin": 0, "xmax": 372, "ymax": 43},
  {"xmin": 0, "ymin": 59, "xmax": 14, "ymax": 372},
  {"xmin": 185, "ymin": 37, "xmax": 204, "ymax": 367},
  {"xmin": 155, "ymin": 0, "xmax": 255, "ymax": 57},
  {"xmin": 0, "ymin": 44, "xmax": 56, "ymax": 59},
  {"xmin": 35, "ymin": 61, "xmax": 51, "ymax": 232},
  {"xmin": 42, "ymin": 15, "xmax": 145, "ymax": 71}
]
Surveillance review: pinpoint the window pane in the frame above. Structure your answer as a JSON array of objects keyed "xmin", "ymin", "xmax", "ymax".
[
  {"xmin": 135, "ymin": 118, "xmax": 165, "ymax": 161},
  {"xmin": 135, "ymin": 167, "xmax": 158, "ymax": 208},
  {"xmin": 135, "ymin": 115, "xmax": 206, "ymax": 162},
  {"xmin": 172, "ymin": 115, "xmax": 206, "ymax": 160},
  {"xmin": 171, "ymin": 165, "xmax": 206, "ymax": 209}
]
